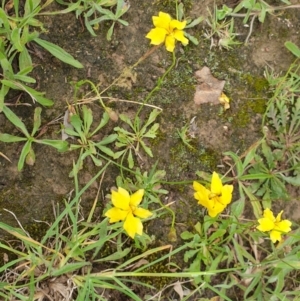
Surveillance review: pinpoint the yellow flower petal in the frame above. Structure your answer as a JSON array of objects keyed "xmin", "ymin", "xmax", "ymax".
[
  {"xmin": 123, "ymin": 213, "xmax": 143, "ymax": 239},
  {"xmin": 257, "ymin": 217, "xmax": 275, "ymax": 232},
  {"xmin": 153, "ymin": 12, "xmax": 171, "ymax": 29},
  {"xmin": 263, "ymin": 208, "xmax": 275, "ymax": 221},
  {"xmin": 219, "ymin": 184, "xmax": 233, "ymax": 205},
  {"xmin": 219, "ymin": 92, "xmax": 230, "ymax": 110},
  {"xmin": 276, "ymin": 220, "xmax": 292, "ymax": 233},
  {"xmin": 193, "ymin": 181, "xmax": 205, "ymax": 192},
  {"xmin": 111, "ymin": 187, "xmax": 130, "ymax": 210},
  {"xmin": 133, "ymin": 207, "xmax": 152, "ymax": 219},
  {"xmin": 211, "ymin": 172, "xmax": 222, "ymax": 195},
  {"xmin": 130, "ymin": 189, "xmax": 144, "ymax": 207},
  {"xmin": 194, "ymin": 186, "xmax": 210, "ymax": 208},
  {"xmin": 170, "ymin": 19, "xmax": 186, "ymax": 30},
  {"xmin": 275, "ymin": 210, "xmax": 283, "ymax": 222},
  {"xmin": 165, "ymin": 35, "xmax": 176, "ymax": 52},
  {"xmin": 146, "ymin": 27, "xmax": 167, "ymax": 45},
  {"xmin": 173, "ymin": 29, "xmax": 189, "ymax": 45},
  {"xmin": 270, "ymin": 230, "xmax": 282, "ymax": 243},
  {"xmin": 208, "ymin": 199, "xmax": 226, "ymax": 217},
  {"xmin": 105, "ymin": 207, "xmax": 128, "ymax": 223}
]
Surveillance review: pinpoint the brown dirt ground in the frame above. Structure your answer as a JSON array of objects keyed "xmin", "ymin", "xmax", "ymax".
[{"xmin": 0, "ymin": 0, "xmax": 300, "ymax": 299}]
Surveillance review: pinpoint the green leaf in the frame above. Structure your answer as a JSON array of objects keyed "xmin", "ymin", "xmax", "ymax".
[
  {"xmin": 82, "ymin": 105, "xmax": 93, "ymax": 135},
  {"xmin": 240, "ymin": 183, "xmax": 262, "ymax": 219},
  {"xmin": 119, "ymin": 113, "xmax": 134, "ymax": 128},
  {"xmin": 95, "ymin": 248, "xmax": 131, "ymax": 262},
  {"xmin": 91, "ymin": 155, "xmax": 103, "ymax": 166},
  {"xmin": 239, "ymin": 173, "xmax": 272, "ymax": 181},
  {"xmin": 0, "ymin": 134, "xmax": 27, "ymax": 142},
  {"xmin": 285, "ymin": 41, "xmax": 300, "ymax": 58},
  {"xmin": 11, "ymin": 28, "xmax": 24, "ymax": 52},
  {"xmin": 32, "ymin": 107, "xmax": 42, "ymax": 136},
  {"xmin": 142, "ymin": 109, "xmax": 161, "ymax": 132},
  {"xmin": 143, "ymin": 123, "xmax": 159, "ymax": 138},
  {"xmin": 17, "ymin": 65, "xmax": 33, "ymax": 76},
  {"xmin": 37, "ymin": 139, "xmax": 69, "ymax": 152},
  {"xmin": 184, "ymin": 249, "xmax": 200, "ymax": 263},
  {"xmin": 0, "ymin": 8, "xmax": 11, "ymax": 31},
  {"xmin": 185, "ymin": 16, "xmax": 204, "ymax": 28},
  {"xmin": 1, "ymin": 80, "xmax": 53, "ymax": 106},
  {"xmin": 96, "ymin": 134, "xmax": 118, "ymax": 145},
  {"xmin": 34, "ymin": 38, "xmax": 83, "ymax": 68},
  {"xmin": 209, "ymin": 229, "xmax": 226, "ymax": 242},
  {"xmin": 258, "ymin": 4, "xmax": 266, "ymax": 23},
  {"xmin": 244, "ymin": 270, "xmax": 263, "ymax": 298},
  {"xmin": 70, "ymin": 114, "xmax": 84, "ymax": 134},
  {"xmin": 0, "ymin": 85, "xmax": 9, "ymax": 112},
  {"xmin": 106, "ymin": 23, "xmax": 115, "ymax": 41},
  {"xmin": 280, "ymin": 174, "xmax": 300, "ymax": 186},
  {"xmin": 128, "ymin": 149, "xmax": 134, "ymax": 169},
  {"xmin": 261, "ymin": 140, "xmax": 274, "ymax": 169},
  {"xmin": 24, "ymin": 0, "xmax": 41, "ymax": 16},
  {"xmin": 242, "ymin": 143, "xmax": 259, "ymax": 169},
  {"xmin": 2, "ymin": 105, "xmax": 30, "ymax": 137},
  {"xmin": 52, "ymin": 262, "xmax": 90, "ymax": 277},
  {"xmin": 26, "ymin": 146, "xmax": 36, "ymax": 165},
  {"xmin": 18, "ymin": 140, "xmax": 32, "ymax": 171},
  {"xmin": 13, "ymin": 74, "xmax": 36, "ymax": 83},
  {"xmin": 140, "ymin": 140, "xmax": 153, "ymax": 157},
  {"xmin": 97, "ymin": 145, "xmax": 115, "ymax": 157},
  {"xmin": 230, "ymin": 198, "xmax": 245, "ymax": 218},
  {"xmin": 92, "ymin": 111, "xmax": 109, "ymax": 135},
  {"xmin": 114, "ymin": 149, "xmax": 126, "ymax": 159},
  {"xmin": 224, "ymin": 151, "xmax": 244, "ymax": 177},
  {"xmin": 185, "ymin": 32, "xmax": 199, "ymax": 45},
  {"xmin": 180, "ymin": 231, "xmax": 195, "ymax": 240}
]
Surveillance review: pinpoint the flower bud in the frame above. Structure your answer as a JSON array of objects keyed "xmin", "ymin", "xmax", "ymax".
[
  {"xmin": 106, "ymin": 107, "xmax": 118, "ymax": 122},
  {"xmin": 168, "ymin": 227, "xmax": 177, "ymax": 242},
  {"xmin": 26, "ymin": 147, "xmax": 36, "ymax": 166}
]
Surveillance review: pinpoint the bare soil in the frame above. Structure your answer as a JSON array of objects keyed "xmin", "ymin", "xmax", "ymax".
[{"xmin": 0, "ymin": 0, "xmax": 300, "ymax": 299}]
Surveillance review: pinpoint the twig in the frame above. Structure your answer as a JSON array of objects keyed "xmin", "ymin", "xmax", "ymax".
[
  {"xmin": 74, "ymin": 97, "xmax": 163, "ymax": 111},
  {"xmin": 228, "ymin": 4, "xmax": 300, "ymax": 18},
  {"xmin": 245, "ymin": 15, "xmax": 256, "ymax": 44}
]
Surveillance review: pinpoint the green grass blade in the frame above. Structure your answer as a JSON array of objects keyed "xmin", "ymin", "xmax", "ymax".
[
  {"xmin": 2, "ymin": 105, "xmax": 30, "ymax": 137},
  {"xmin": 37, "ymin": 139, "xmax": 69, "ymax": 152},
  {"xmin": 34, "ymin": 38, "xmax": 83, "ymax": 68},
  {"xmin": 285, "ymin": 41, "xmax": 300, "ymax": 58},
  {"xmin": 18, "ymin": 140, "xmax": 32, "ymax": 171},
  {"xmin": 31, "ymin": 107, "xmax": 42, "ymax": 136},
  {"xmin": 0, "ymin": 133, "xmax": 27, "ymax": 142}
]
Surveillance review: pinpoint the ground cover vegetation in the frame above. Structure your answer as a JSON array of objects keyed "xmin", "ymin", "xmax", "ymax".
[{"xmin": 0, "ymin": 0, "xmax": 300, "ymax": 300}]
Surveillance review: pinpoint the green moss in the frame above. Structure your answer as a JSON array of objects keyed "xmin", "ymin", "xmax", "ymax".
[
  {"xmin": 198, "ymin": 148, "xmax": 219, "ymax": 171},
  {"xmin": 242, "ymin": 74, "xmax": 269, "ymax": 94}
]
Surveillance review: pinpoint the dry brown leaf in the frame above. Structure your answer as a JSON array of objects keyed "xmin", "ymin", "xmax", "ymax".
[
  {"xmin": 173, "ymin": 280, "xmax": 184, "ymax": 299},
  {"xmin": 116, "ymin": 67, "xmax": 137, "ymax": 89},
  {"xmin": 194, "ymin": 66, "xmax": 225, "ymax": 106}
]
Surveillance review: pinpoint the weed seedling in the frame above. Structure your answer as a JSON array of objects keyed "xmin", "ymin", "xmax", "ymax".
[
  {"xmin": 114, "ymin": 109, "xmax": 160, "ymax": 168},
  {"xmin": 0, "ymin": 106, "xmax": 68, "ymax": 170}
]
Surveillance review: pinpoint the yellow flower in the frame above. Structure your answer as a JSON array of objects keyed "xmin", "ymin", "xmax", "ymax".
[
  {"xmin": 193, "ymin": 172, "xmax": 233, "ymax": 217},
  {"xmin": 105, "ymin": 187, "xmax": 152, "ymax": 239},
  {"xmin": 257, "ymin": 208, "xmax": 292, "ymax": 243},
  {"xmin": 145, "ymin": 11, "xmax": 189, "ymax": 52}
]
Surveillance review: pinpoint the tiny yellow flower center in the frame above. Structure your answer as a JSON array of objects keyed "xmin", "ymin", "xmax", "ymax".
[
  {"xmin": 209, "ymin": 192, "xmax": 221, "ymax": 199},
  {"xmin": 129, "ymin": 205, "xmax": 136, "ymax": 213}
]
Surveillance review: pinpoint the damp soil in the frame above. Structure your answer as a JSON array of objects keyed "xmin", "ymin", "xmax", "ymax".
[{"xmin": 0, "ymin": 0, "xmax": 300, "ymax": 299}]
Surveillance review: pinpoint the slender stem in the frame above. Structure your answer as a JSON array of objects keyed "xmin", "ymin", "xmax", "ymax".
[
  {"xmin": 245, "ymin": 15, "xmax": 256, "ymax": 44},
  {"xmin": 135, "ymin": 50, "xmax": 177, "ymax": 119},
  {"xmin": 228, "ymin": 4, "xmax": 300, "ymax": 18}
]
